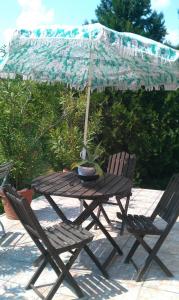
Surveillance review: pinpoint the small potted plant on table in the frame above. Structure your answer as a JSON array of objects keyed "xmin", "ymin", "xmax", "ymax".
[{"xmin": 71, "ymin": 144, "xmax": 104, "ymax": 181}]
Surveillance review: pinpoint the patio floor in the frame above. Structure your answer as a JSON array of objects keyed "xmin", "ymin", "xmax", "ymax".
[{"xmin": 0, "ymin": 188, "xmax": 179, "ymax": 300}]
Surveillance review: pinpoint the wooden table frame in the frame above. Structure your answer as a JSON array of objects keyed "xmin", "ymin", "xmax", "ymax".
[{"xmin": 32, "ymin": 172, "xmax": 132, "ymax": 267}]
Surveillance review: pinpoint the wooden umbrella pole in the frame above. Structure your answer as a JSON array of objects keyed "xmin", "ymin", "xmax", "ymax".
[
  {"xmin": 81, "ymin": 82, "xmax": 91, "ymax": 160},
  {"xmin": 81, "ymin": 38, "xmax": 93, "ymax": 159},
  {"xmin": 83, "ymin": 84, "xmax": 91, "ymax": 147}
]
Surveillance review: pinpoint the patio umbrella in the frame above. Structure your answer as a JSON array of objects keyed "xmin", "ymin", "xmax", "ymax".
[{"xmin": 0, "ymin": 23, "xmax": 179, "ymax": 149}]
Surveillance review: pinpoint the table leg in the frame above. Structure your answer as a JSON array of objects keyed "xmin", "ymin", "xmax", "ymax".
[
  {"xmin": 102, "ymin": 195, "xmax": 131, "ymax": 268},
  {"xmin": 85, "ymin": 219, "xmax": 96, "ymax": 230},
  {"xmin": 102, "ymin": 248, "xmax": 117, "ymax": 269},
  {"xmin": 74, "ymin": 199, "xmax": 99, "ymax": 225},
  {"xmin": 45, "ymin": 195, "xmax": 70, "ymax": 223},
  {"xmin": 79, "ymin": 199, "xmax": 84, "ymax": 213},
  {"xmin": 117, "ymin": 195, "xmax": 130, "ymax": 235},
  {"xmin": 82, "ymin": 200, "xmax": 123, "ymax": 257}
]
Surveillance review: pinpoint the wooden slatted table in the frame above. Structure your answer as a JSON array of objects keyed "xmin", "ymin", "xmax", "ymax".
[{"xmin": 32, "ymin": 171, "xmax": 132, "ymax": 266}]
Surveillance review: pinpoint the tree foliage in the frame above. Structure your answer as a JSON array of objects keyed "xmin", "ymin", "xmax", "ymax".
[
  {"xmin": 91, "ymin": 88, "xmax": 179, "ymax": 188},
  {"xmin": 47, "ymin": 91, "xmax": 103, "ymax": 170},
  {"xmin": 0, "ymin": 79, "xmax": 103, "ymax": 188},
  {"xmin": 94, "ymin": 0, "xmax": 167, "ymax": 42},
  {"xmin": 0, "ymin": 76, "xmax": 178, "ymax": 190},
  {"xmin": 87, "ymin": 0, "xmax": 179, "ymax": 188},
  {"xmin": 0, "ymin": 79, "xmax": 60, "ymax": 187},
  {"xmin": 0, "ymin": 79, "xmax": 61, "ymax": 188}
]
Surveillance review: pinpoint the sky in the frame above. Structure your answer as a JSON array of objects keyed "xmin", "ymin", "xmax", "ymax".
[{"xmin": 0, "ymin": 0, "xmax": 178, "ymax": 46}]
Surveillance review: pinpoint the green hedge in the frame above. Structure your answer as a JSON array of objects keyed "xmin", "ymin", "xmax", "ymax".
[
  {"xmin": 91, "ymin": 88, "xmax": 179, "ymax": 189},
  {"xmin": 0, "ymin": 77, "xmax": 178, "ymax": 190}
]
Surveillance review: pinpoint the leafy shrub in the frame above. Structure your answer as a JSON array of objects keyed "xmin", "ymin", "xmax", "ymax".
[
  {"xmin": 0, "ymin": 78, "xmax": 62, "ymax": 188},
  {"xmin": 0, "ymin": 75, "xmax": 178, "ymax": 191},
  {"xmin": 92, "ymin": 88, "xmax": 179, "ymax": 189},
  {"xmin": 48, "ymin": 91, "xmax": 103, "ymax": 170}
]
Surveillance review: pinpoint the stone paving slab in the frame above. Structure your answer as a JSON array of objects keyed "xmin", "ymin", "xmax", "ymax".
[{"xmin": 0, "ymin": 188, "xmax": 179, "ymax": 299}]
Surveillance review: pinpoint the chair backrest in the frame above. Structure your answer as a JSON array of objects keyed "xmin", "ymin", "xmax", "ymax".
[
  {"xmin": 107, "ymin": 152, "xmax": 136, "ymax": 180},
  {"xmin": 3, "ymin": 185, "xmax": 49, "ymax": 244},
  {"xmin": 153, "ymin": 174, "xmax": 179, "ymax": 224},
  {"xmin": 0, "ymin": 162, "xmax": 13, "ymax": 187}
]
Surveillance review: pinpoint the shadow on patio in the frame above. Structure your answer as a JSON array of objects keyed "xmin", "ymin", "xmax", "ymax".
[{"xmin": 0, "ymin": 188, "xmax": 179, "ymax": 299}]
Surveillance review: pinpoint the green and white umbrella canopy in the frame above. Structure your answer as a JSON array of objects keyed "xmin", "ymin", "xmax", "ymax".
[
  {"xmin": 0, "ymin": 23, "xmax": 179, "ymax": 90},
  {"xmin": 0, "ymin": 23, "xmax": 179, "ymax": 145}
]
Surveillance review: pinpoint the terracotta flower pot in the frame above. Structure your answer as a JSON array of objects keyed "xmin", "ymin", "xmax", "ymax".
[
  {"xmin": 1, "ymin": 188, "xmax": 33, "ymax": 220},
  {"xmin": 63, "ymin": 168, "xmax": 70, "ymax": 173}
]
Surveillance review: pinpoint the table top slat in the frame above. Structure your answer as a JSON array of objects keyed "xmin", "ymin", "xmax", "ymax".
[
  {"xmin": 32, "ymin": 172, "xmax": 74, "ymax": 194},
  {"xmin": 32, "ymin": 172, "xmax": 60, "ymax": 185},
  {"xmin": 78, "ymin": 174, "xmax": 117, "ymax": 198},
  {"xmin": 32, "ymin": 172, "xmax": 132, "ymax": 199},
  {"xmin": 52, "ymin": 176, "xmax": 83, "ymax": 195},
  {"xmin": 84, "ymin": 174, "xmax": 122, "ymax": 196},
  {"xmin": 93, "ymin": 176, "xmax": 131, "ymax": 197}
]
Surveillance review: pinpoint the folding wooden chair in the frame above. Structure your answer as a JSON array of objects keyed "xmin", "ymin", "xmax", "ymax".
[
  {"xmin": 3, "ymin": 184, "xmax": 108, "ymax": 300},
  {"xmin": 0, "ymin": 162, "xmax": 13, "ymax": 235},
  {"xmin": 96, "ymin": 152, "xmax": 136, "ymax": 234},
  {"xmin": 117, "ymin": 173, "xmax": 179, "ymax": 281}
]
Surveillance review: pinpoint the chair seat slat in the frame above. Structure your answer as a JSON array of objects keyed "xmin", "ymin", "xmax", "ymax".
[
  {"xmin": 135, "ymin": 215, "xmax": 162, "ymax": 235},
  {"xmin": 45, "ymin": 229, "xmax": 69, "ymax": 247},
  {"xmin": 60, "ymin": 223, "xmax": 92, "ymax": 240},
  {"xmin": 125, "ymin": 214, "xmax": 162, "ymax": 235},
  {"xmin": 45, "ymin": 223, "xmax": 93, "ymax": 251},
  {"xmin": 54, "ymin": 226, "xmax": 82, "ymax": 243}
]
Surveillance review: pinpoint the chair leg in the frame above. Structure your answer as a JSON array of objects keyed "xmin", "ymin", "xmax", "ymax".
[
  {"xmin": 26, "ymin": 251, "xmax": 61, "ymax": 290},
  {"xmin": 136, "ymin": 235, "xmax": 173, "ymax": 281},
  {"xmin": 31, "ymin": 240, "xmax": 61, "ymax": 275},
  {"xmin": 0, "ymin": 220, "xmax": 5, "ymax": 236},
  {"xmin": 136, "ymin": 249, "xmax": 172, "ymax": 282},
  {"xmin": 124, "ymin": 239, "xmax": 141, "ymax": 263},
  {"xmin": 27, "ymin": 246, "xmax": 84, "ymax": 300},
  {"xmin": 84, "ymin": 245, "xmax": 109, "ymax": 279},
  {"xmin": 48, "ymin": 247, "xmax": 84, "ymax": 300},
  {"xmin": 94, "ymin": 201, "xmax": 112, "ymax": 230},
  {"xmin": 94, "ymin": 205, "xmax": 102, "ymax": 230},
  {"xmin": 120, "ymin": 195, "xmax": 130, "ymax": 235},
  {"xmin": 126, "ymin": 233, "xmax": 173, "ymax": 281},
  {"xmin": 26, "ymin": 257, "xmax": 47, "ymax": 289},
  {"xmin": 100, "ymin": 205, "xmax": 112, "ymax": 225},
  {"xmin": 136, "ymin": 255, "xmax": 153, "ymax": 282}
]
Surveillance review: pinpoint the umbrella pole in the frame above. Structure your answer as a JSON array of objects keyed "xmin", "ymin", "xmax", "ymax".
[
  {"xmin": 81, "ymin": 38, "xmax": 93, "ymax": 159},
  {"xmin": 80, "ymin": 84, "xmax": 91, "ymax": 215},
  {"xmin": 83, "ymin": 85, "xmax": 91, "ymax": 146},
  {"xmin": 81, "ymin": 85, "xmax": 91, "ymax": 160}
]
